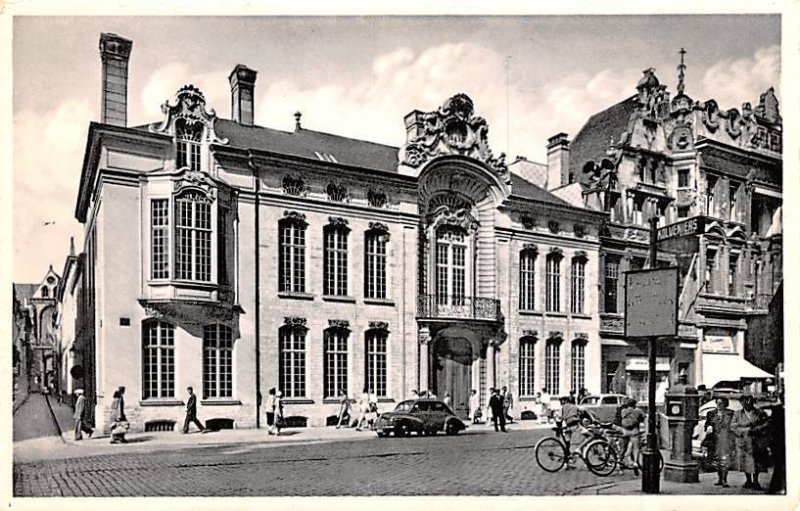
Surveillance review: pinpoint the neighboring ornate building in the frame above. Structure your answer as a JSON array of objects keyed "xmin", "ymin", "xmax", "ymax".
[
  {"xmin": 71, "ymin": 33, "xmax": 605, "ymax": 432},
  {"xmin": 549, "ymin": 50, "xmax": 781, "ymax": 400}
]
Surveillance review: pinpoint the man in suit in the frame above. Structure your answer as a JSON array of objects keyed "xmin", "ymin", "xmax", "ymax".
[
  {"xmin": 73, "ymin": 389, "xmax": 93, "ymax": 440},
  {"xmin": 489, "ymin": 387, "xmax": 506, "ymax": 433},
  {"xmin": 183, "ymin": 387, "xmax": 207, "ymax": 433}
]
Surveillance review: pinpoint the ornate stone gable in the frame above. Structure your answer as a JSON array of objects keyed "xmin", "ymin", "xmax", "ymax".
[
  {"xmin": 399, "ymin": 94, "xmax": 508, "ymax": 183},
  {"xmin": 173, "ymin": 168, "xmax": 218, "ymax": 201},
  {"xmin": 150, "ymin": 84, "xmax": 227, "ymax": 145}
]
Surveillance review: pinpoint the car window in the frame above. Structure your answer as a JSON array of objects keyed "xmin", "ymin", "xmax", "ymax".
[
  {"xmin": 395, "ymin": 401, "xmax": 413, "ymax": 412},
  {"xmin": 582, "ymin": 397, "xmax": 599, "ymax": 405},
  {"xmin": 416, "ymin": 402, "xmax": 431, "ymax": 412},
  {"xmin": 431, "ymin": 402, "xmax": 446, "ymax": 413},
  {"xmin": 601, "ymin": 397, "xmax": 617, "ymax": 404}
]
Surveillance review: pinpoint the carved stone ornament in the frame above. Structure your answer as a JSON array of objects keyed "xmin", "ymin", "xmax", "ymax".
[
  {"xmin": 150, "ymin": 85, "xmax": 228, "ymax": 144},
  {"xmin": 369, "ymin": 321, "xmax": 389, "ymax": 331},
  {"xmin": 428, "ymin": 200, "xmax": 479, "ymax": 233},
  {"xmin": 521, "ymin": 330, "xmax": 538, "ymax": 340},
  {"xmin": 367, "ymin": 188, "xmax": 388, "ymax": 208},
  {"xmin": 284, "ymin": 317, "xmax": 308, "ymax": 329},
  {"xmin": 520, "ymin": 214, "xmax": 536, "ymax": 230},
  {"xmin": 522, "ymin": 242, "xmax": 538, "ymax": 253},
  {"xmin": 583, "ymin": 159, "xmax": 617, "ymax": 192},
  {"xmin": 283, "ymin": 210, "xmax": 308, "ymax": 226},
  {"xmin": 549, "ymin": 246, "xmax": 564, "ymax": 257},
  {"xmin": 754, "ymin": 87, "xmax": 781, "ymax": 124},
  {"xmin": 368, "ymin": 221, "xmax": 390, "ymax": 235},
  {"xmin": 547, "ymin": 331, "xmax": 563, "ymax": 342},
  {"xmin": 140, "ymin": 300, "xmax": 237, "ymax": 322},
  {"xmin": 399, "ymin": 93, "xmax": 509, "ymax": 183},
  {"xmin": 327, "ymin": 319, "xmax": 350, "ymax": 330},
  {"xmin": 573, "ymin": 250, "xmax": 588, "ymax": 261},
  {"xmin": 327, "ymin": 217, "xmax": 350, "ymax": 230},
  {"xmin": 573, "ymin": 224, "xmax": 586, "ymax": 238},
  {"xmin": 574, "ymin": 333, "xmax": 589, "ymax": 343},
  {"xmin": 282, "ymin": 175, "xmax": 307, "ymax": 196},
  {"xmin": 326, "ymin": 182, "xmax": 349, "ymax": 202},
  {"xmin": 702, "ymin": 100, "xmax": 721, "ymax": 132},
  {"xmin": 548, "ymin": 220, "xmax": 560, "ymax": 234},
  {"xmin": 173, "ymin": 169, "xmax": 217, "ymax": 201},
  {"xmin": 668, "ymin": 122, "xmax": 694, "ymax": 151},
  {"xmin": 726, "ymin": 108, "xmax": 742, "ymax": 139}
]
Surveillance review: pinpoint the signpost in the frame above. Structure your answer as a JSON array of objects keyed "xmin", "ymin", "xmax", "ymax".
[{"xmin": 656, "ymin": 216, "xmax": 705, "ymax": 254}]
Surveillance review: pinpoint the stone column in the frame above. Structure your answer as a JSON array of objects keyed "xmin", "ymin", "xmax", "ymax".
[
  {"xmin": 487, "ymin": 340, "xmax": 497, "ymax": 390},
  {"xmin": 418, "ymin": 326, "xmax": 431, "ymax": 393}
]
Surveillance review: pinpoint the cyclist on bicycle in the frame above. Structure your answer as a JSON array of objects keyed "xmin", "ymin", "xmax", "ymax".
[
  {"xmin": 558, "ymin": 396, "xmax": 593, "ymax": 469},
  {"xmin": 620, "ymin": 398, "xmax": 645, "ymax": 475}
]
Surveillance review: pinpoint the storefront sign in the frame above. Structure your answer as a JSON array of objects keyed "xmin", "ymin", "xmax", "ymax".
[
  {"xmin": 625, "ymin": 267, "xmax": 679, "ymax": 338},
  {"xmin": 657, "ymin": 216, "xmax": 704, "ymax": 242},
  {"xmin": 626, "ymin": 357, "xmax": 671, "ymax": 372},
  {"xmin": 703, "ymin": 334, "xmax": 735, "ymax": 353}
]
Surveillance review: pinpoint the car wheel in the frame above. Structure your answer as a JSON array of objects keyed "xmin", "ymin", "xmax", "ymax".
[
  {"xmin": 445, "ymin": 421, "xmax": 460, "ymax": 436},
  {"xmin": 395, "ymin": 422, "xmax": 409, "ymax": 437}
]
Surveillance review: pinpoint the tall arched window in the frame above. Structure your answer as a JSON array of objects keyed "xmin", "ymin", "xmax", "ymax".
[
  {"xmin": 365, "ymin": 225, "xmax": 389, "ymax": 299},
  {"xmin": 519, "ymin": 335, "xmax": 537, "ymax": 396},
  {"xmin": 142, "ymin": 320, "xmax": 175, "ymax": 399},
  {"xmin": 546, "ymin": 252, "xmax": 562, "ymax": 312},
  {"xmin": 279, "ymin": 214, "xmax": 307, "ymax": 293},
  {"xmin": 519, "ymin": 248, "xmax": 537, "ymax": 311},
  {"xmin": 279, "ymin": 322, "xmax": 307, "ymax": 398},
  {"xmin": 174, "ymin": 190, "xmax": 212, "ymax": 281},
  {"xmin": 571, "ymin": 255, "xmax": 586, "ymax": 314},
  {"xmin": 571, "ymin": 338, "xmax": 587, "ymax": 392},
  {"xmin": 324, "ymin": 326, "xmax": 349, "ymax": 398},
  {"xmin": 41, "ymin": 287, "xmax": 49, "ymax": 298},
  {"xmin": 324, "ymin": 220, "xmax": 349, "ymax": 296},
  {"xmin": 545, "ymin": 337, "xmax": 561, "ymax": 395},
  {"xmin": 365, "ymin": 327, "xmax": 388, "ymax": 397},
  {"xmin": 203, "ymin": 324, "xmax": 233, "ymax": 399},
  {"xmin": 175, "ymin": 119, "xmax": 203, "ymax": 171},
  {"xmin": 436, "ymin": 226, "xmax": 467, "ymax": 306}
]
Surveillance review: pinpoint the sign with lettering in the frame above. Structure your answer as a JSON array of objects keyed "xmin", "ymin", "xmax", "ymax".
[
  {"xmin": 657, "ymin": 216, "xmax": 705, "ymax": 242},
  {"xmin": 624, "ymin": 267, "xmax": 679, "ymax": 338}
]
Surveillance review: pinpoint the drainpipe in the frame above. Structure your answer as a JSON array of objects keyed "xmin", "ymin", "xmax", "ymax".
[{"xmin": 248, "ymin": 153, "xmax": 261, "ymax": 428}]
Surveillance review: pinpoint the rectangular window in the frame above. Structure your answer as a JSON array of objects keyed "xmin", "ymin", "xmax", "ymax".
[
  {"xmin": 452, "ymin": 244, "xmax": 466, "ymax": 303},
  {"xmin": 203, "ymin": 324, "xmax": 233, "ymax": 399},
  {"xmin": 571, "ymin": 342, "xmax": 586, "ymax": 392},
  {"xmin": 729, "ymin": 184, "xmax": 739, "ymax": 222},
  {"xmin": 279, "ymin": 327, "xmax": 306, "ymax": 398},
  {"xmin": 324, "ymin": 227, "xmax": 348, "ymax": 296},
  {"xmin": 435, "ymin": 229, "xmax": 467, "ymax": 306},
  {"xmin": 151, "ymin": 199, "xmax": 170, "ymax": 279},
  {"xmin": 678, "ymin": 168, "xmax": 690, "ymax": 188},
  {"xmin": 706, "ymin": 178, "xmax": 717, "ymax": 217},
  {"xmin": 604, "ymin": 259, "xmax": 620, "ymax": 313},
  {"xmin": 177, "ymin": 141, "xmax": 201, "ymax": 171},
  {"xmin": 365, "ymin": 231, "xmax": 388, "ymax": 299},
  {"xmin": 571, "ymin": 259, "xmax": 585, "ymax": 314},
  {"xmin": 218, "ymin": 208, "xmax": 228, "ymax": 286},
  {"xmin": 519, "ymin": 339, "xmax": 536, "ymax": 396},
  {"xmin": 519, "ymin": 251, "xmax": 536, "ymax": 310},
  {"xmin": 324, "ymin": 329, "xmax": 348, "ymax": 399},
  {"xmin": 175, "ymin": 196, "xmax": 211, "ymax": 281},
  {"xmin": 545, "ymin": 340, "xmax": 560, "ymax": 395},
  {"xmin": 633, "ymin": 198, "xmax": 644, "ymax": 226},
  {"xmin": 705, "ymin": 250, "xmax": 716, "ymax": 294},
  {"xmin": 546, "ymin": 255, "xmax": 561, "ymax": 312},
  {"xmin": 279, "ymin": 222, "xmax": 306, "ymax": 293},
  {"xmin": 728, "ymin": 254, "xmax": 739, "ymax": 296},
  {"xmin": 677, "ymin": 206, "xmax": 689, "ymax": 218},
  {"xmin": 366, "ymin": 330, "xmax": 388, "ymax": 397},
  {"xmin": 142, "ymin": 321, "xmax": 175, "ymax": 399},
  {"xmin": 436, "ymin": 243, "xmax": 448, "ymax": 304}
]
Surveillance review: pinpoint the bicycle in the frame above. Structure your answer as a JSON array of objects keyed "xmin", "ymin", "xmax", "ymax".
[
  {"xmin": 534, "ymin": 420, "xmax": 618, "ymax": 476},
  {"xmin": 601, "ymin": 425, "xmax": 664, "ymax": 473}
]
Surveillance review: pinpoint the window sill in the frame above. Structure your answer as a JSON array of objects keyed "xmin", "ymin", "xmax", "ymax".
[
  {"xmin": 322, "ymin": 295, "xmax": 356, "ymax": 303},
  {"xmin": 519, "ymin": 309, "xmax": 543, "ymax": 316},
  {"xmin": 519, "ymin": 396, "xmax": 539, "ymax": 402},
  {"xmin": 147, "ymin": 280, "xmax": 220, "ymax": 290},
  {"xmin": 364, "ymin": 298, "xmax": 395, "ymax": 307},
  {"xmin": 278, "ymin": 292, "xmax": 315, "ymax": 301},
  {"xmin": 200, "ymin": 399, "xmax": 242, "ymax": 406},
  {"xmin": 140, "ymin": 399, "xmax": 184, "ymax": 407},
  {"xmin": 545, "ymin": 312, "xmax": 568, "ymax": 318},
  {"xmin": 282, "ymin": 398, "xmax": 315, "ymax": 405},
  {"xmin": 322, "ymin": 398, "xmax": 349, "ymax": 405},
  {"xmin": 571, "ymin": 314, "xmax": 592, "ymax": 320}
]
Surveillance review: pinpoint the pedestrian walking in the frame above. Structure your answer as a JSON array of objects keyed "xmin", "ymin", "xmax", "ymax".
[
  {"xmin": 707, "ymin": 396, "xmax": 736, "ymax": 487},
  {"xmin": 620, "ymin": 398, "xmax": 645, "ymax": 475},
  {"xmin": 109, "ymin": 389, "xmax": 129, "ymax": 444},
  {"xmin": 368, "ymin": 389, "xmax": 380, "ymax": 428},
  {"xmin": 183, "ymin": 387, "xmax": 207, "ymax": 433},
  {"xmin": 578, "ymin": 387, "xmax": 589, "ymax": 403},
  {"xmin": 335, "ymin": 388, "xmax": 350, "ymax": 428},
  {"xmin": 468, "ymin": 389, "xmax": 480, "ymax": 424},
  {"xmin": 72, "ymin": 389, "xmax": 93, "ymax": 440},
  {"xmin": 502, "ymin": 386, "xmax": 514, "ymax": 423},
  {"xmin": 488, "ymin": 388, "xmax": 506, "ymax": 432},
  {"xmin": 732, "ymin": 394, "xmax": 769, "ymax": 490},
  {"xmin": 117, "ymin": 386, "xmax": 127, "ymax": 421},
  {"xmin": 266, "ymin": 388, "xmax": 278, "ymax": 435},
  {"xmin": 355, "ymin": 387, "xmax": 370, "ymax": 431},
  {"xmin": 443, "ymin": 393, "xmax": 451, "ymax": 407},
  {"xmin": 426, "ymin": 389, "xmax": 437, "ymax": 399},
  {"xmin": 539, "ymin": 388, "xmax": 551, "ymax": 424},
  {"xmin": 274, "ymin": 390, "xmax": 285, "ymax": 435}
]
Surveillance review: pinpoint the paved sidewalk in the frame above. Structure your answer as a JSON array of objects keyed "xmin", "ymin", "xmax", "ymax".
[
  {"xmin": 571, "ymin": 468, "xmax": 779, "ymax": 495},
  {"xmin": 15, "ymin": 408, "xmax": 549, "ymax": 464}
]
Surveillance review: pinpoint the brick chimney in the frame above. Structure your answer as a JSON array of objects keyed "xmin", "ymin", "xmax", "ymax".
[
  {"xmin": 98, "ymin": 33, "xmax": 132, "ymax": 127},
  {"xmin": 546, "ymin": 133, "xmax": 571, "ymax": 190},
  {"xmin": 229, "ymin": 64, "xmax": 257, "ymax": 126}
]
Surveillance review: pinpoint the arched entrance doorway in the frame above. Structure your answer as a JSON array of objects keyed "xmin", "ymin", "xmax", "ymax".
[{"xmin": 433, "ymin": 336, "xmax": 473, "ymax": 418}]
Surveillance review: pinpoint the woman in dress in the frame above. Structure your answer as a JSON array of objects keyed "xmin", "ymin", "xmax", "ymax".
[
  {"xmin": 335, "ymin": 389, "xmax": 350, "ymax": 428},
  {"xmin": 732, "ymin": 395, "xmax": 769, "ymax": 490},
  {"xmin": 707, "ymin": 397, "xmax": 735, "ymax": 487}
]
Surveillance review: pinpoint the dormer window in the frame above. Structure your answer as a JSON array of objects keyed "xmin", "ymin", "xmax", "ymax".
[{"xmin": 175, "ymin": 119, "xmax": 203, "ymax": 171}]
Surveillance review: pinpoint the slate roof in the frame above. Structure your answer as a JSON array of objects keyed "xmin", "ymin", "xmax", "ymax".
[
  {"xmin": 509, "ymin": 172, "xmax": 574, "ymax": 208},
  {"xmin": 568, "ymin": 95, "xmax": 639, "ymax": 178}
]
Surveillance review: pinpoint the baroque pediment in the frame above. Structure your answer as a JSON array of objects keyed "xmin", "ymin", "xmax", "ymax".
[
  {"xmin": 400, "ymin": 94, "xmax": 508, "ymax": 183},
  {"xmin": 150, "ymin": 85, "xmax": 228, "ymax": 144}
]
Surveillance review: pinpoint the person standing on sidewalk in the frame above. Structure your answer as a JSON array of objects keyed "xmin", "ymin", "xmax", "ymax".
[
  {"xmin": 117, "ymin": 386, "xmax": 127, "ymax": 421},
  {"xmin": 355, "ymin": 387, "xmax": 370, "ymax": 431},
  {"xmin": 72, "ymin": 389, "xmax": 93, "ymax": 440},
  {"xmin": 489, "ymin": 388, "xmax": 506, "ymax": 432},
  {"xmin": 502, "ymin": 386, "xmax": 514, "ymax": 424},
  {"xmin": 539, "ymin": 388, "xmax": 551, "ymax": 424},
  {"xmin": 335, "ymin": 388, "xmax": 350, "ymax": 428},
  {"xmin": 708, "ymin": 396, "xmax": 735, "ymax": 488},
  {"xmin": 275, "ymin": 390, "xmax": 285, "ymax": 435},
  {"xmin": 620, "ymin": 398, "xmax": 645, "ymax": 476},
  {"xmin": 266, "ymin": 388, "xmax": 278, "ymax": 435},
  {"xmin": 183, "ymin": 387, "xmax": 207, "ymax": 433},
  {"xmin": 732, "ymin": 394, "xmax": 769, "ymax": 490},
  {"xmin": 468, "ymin": 389, "xmax": 480, "ymax": 424}
]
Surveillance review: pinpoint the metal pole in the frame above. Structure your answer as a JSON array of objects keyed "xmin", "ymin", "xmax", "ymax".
[
  {"xmin": 643, "ymin": 216, "xmax": 660, "ymax": 493},
  {"xmin": 251, "ymin": 157, "xmax": 262, "ymax": 429}
]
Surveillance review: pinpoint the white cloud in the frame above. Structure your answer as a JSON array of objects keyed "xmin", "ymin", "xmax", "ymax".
[
  {"xmin": 13, "ymin": 100, "xmax": 90, "ymax": 281},
  {"xmin": 138, "ymin": 63, "xmax": 230, "ymax": 124},
  {"xmin": 700, "ymin": 45, "xmax": 780, "ymax": 110}
]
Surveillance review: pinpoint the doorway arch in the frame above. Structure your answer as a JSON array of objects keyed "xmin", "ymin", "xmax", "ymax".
[{"xmin": 432, "ymin": 335, "xmax": 473, "ymax": 418}]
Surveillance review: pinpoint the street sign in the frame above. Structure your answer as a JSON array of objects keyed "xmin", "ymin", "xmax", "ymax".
[
  {"xmin": 657, "ymin": 216, "xmax": 705, "ymax": 242},
  {"xmin": 624, "ymin": 267, "xmax": 679, "ymax": 338}
]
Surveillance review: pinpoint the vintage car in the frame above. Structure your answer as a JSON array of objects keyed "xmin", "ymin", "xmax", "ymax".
[
  {"xmin": 375, "ymin": 399, "xmax": 467, "ymax": 437},
  {"xmin": 579, "ymin": 393, "xmax": 628, "ymax": 423}
]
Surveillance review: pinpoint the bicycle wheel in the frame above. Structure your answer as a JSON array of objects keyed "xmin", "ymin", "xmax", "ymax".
[
  {"xmin": 636, "ymin": 449, "xmax": 665, "ymax": 473},
  {"xmin": 584, "ymin": 439, "xmax": 618, "ymax": 477},
  {"xmin": 535, "ymin": 437, "xmax": 567, "ymax": 472}
]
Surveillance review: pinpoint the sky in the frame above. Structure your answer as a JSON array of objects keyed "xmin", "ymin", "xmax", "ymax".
[{"xmin": 10, "ymin": 14, "xmax": 782, "ymax": 283}]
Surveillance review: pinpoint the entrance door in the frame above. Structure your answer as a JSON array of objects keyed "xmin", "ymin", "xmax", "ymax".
[{"xmin": 434, "ymin": 337, "xmax": 472, "ymax": 418}]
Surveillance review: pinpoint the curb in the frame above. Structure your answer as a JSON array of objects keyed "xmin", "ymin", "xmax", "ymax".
[
  {"xmin": 43, "ymin": 394, "xmax": 67, "ymax": 444},
  {"xmin": 12, "ymin": 393, "xmax": 30, "ymax": 415}
]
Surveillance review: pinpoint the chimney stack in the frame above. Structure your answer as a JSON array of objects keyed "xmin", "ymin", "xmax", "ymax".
[
  {"xmin": 99, "ymin": 33, "xmax": 132, "ymax": 127},
  {"xmin": 229, "ymin": 64, "xmax": 257, "ymax": 126},
  {"xmin": 546, "ymin": 133, "xmax": 571, "ymax": 190}
]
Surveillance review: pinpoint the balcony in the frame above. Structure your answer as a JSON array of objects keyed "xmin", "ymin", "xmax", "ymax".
[
  {"xmin": 417, "ymin": 295, "xmax": 502, "ymax": 322},
  {"xmin": 696, "ymin": 293, "xmax": 747, "ymax": 314}
]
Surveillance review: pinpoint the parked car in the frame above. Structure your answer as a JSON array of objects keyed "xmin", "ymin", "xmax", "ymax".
[
  {"xmin": 579, "ymin": 393, "xmax": 628, "ymax": 423},
  {"xmin": 375, "ymin": 399, "xmax": 467, "ymax": 437}
]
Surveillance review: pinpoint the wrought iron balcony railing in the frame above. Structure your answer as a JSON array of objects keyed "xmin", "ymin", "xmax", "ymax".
[{"xmin": 418, "ymin": 294, "xmax": 502, "ymax": 321}]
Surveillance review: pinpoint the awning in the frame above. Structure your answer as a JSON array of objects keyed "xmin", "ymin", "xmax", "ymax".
[{"xmin": 702, "ymin": 353, "xmax": 773, "ymax": 388}]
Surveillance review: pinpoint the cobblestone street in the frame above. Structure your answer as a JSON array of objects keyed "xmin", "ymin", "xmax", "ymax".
[{"xmin": 14, "ymin": 427, "xmax": 637, "ymax": 496}]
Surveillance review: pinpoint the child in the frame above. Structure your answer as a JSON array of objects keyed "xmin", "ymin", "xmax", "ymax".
[{"xmin": 110, "ymin": 419, "xmax": 130, "ymax": 444}]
